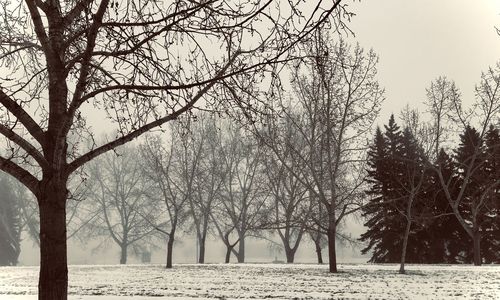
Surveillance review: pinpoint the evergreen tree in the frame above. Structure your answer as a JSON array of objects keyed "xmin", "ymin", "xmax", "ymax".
[
  {"xmin": 362, "ymin": 120, "xmax": 500, "ymax": 264},
  {"xmin": 482, "ymin": 125, "xmax": 500, "ymax": 263},
  {"xmin": 382, "ymin": 115, "xmax": 407, "ymax": 263},
  {"xmin": 0, "ymin": 173, "xmax": 22, "ymax": 266},
  {"xmin": 361, "ymin": 116, "xmax": 410, "ymax": 263},
  {"xmin": 361, "ymin": 115, "xmax": 463, "ymax": 264},
  {"xmin": 360, "ymin": 126, "xmax": 393, "ymax": 262}
]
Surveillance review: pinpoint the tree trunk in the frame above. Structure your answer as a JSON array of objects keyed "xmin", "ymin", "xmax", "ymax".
[
  {"xmin": 166, "ymin": 228, "xmax": 176, "ymax": 269},
  {"xmin": 198, "ymin": 236, "xmax": 206, "ymax": 264},
  {"xmin": 166, "ymin": 237, "xmax": 174, "ymax": 268},
  {"xmin": 327, "ymin": 220, "xmax": 337, "ymax": 273},
  {"xmin": 315, "ymin": 240, "xmax": 323, "ymax": 264},
  {"xmin": 285, "ymin": 247, "xmax": 295, "ymax": 263},
  {"xmin": 399, "ymin": 219, "xmax": 412, "ymax": 274},
  {"xmin": 38, "ymin": 177, "xmax": 68, "ymax": 300},
  {"xmin": 237, "ymin": 235, "xmax": 245, "ymax": 263},
  {"xmin": 120, "ymin": 244, "xmax": 128, "ymax": 264},
  {"xmin": 473, "ymin": 229, "xmax": 481, "ymax": 266},
  {"xmin": 225, "ymin": 244, "xmax": 234, "ymax": 263}
]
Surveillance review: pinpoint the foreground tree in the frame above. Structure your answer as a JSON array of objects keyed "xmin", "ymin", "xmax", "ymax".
[
  {"xmin": 0, "ymin": 0, "xmax": 349, "ymax": 297},
  {"xmin": 16, "ymin": 175, "xmax": 99, "ymax": 247}
]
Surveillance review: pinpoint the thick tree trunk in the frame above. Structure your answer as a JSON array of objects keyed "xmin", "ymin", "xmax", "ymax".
[
  {"xmin": 166, "ymin": 237, "xmax": 174, "ymax": 268},
  {"xmin": 285, "ymin": 247, "xmax": 295, "ymax": 263},
  {"xmin": 198, "ymin": 236, "xmax": 206, "ymax": 264},
  {"xmin": 119, "ymin": 244, "xmax": 128, "ymax": 264},
  {"xmin": 166, "ymin": 219, "xmax": 177, "ymax": 268},
  {"xmin": 399, "ymin": 219, "xmax": 412, "ymax": 274},
  {"xmin": 38, "ymin": 178, "xmax": 68, "ymax": 300},
  {"xmin": 316, "ymin": 245, "xmax": 323, "ymax": 264},
  {"xmin": 237, "ymin": 235, "xmax": 245, "ymax": 263},
  {"xmin": 327, "ymin": 219, "xmax": 337, "ymax": 273},
  {"xmin": 473, "ymin": 229, "xmax": 481, "ymax": 266},
  {"xmin": 166, "ymin": 229, "xmax": 176, "ymax": 269}
]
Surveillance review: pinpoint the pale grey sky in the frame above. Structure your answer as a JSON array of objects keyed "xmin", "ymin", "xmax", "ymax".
[
  {"xmin": 86, "ymin": 1, "xmax": 500, "ymax": 132},
  {"xmin": 349, "ymin": 0, "xmax": 500, "ymax": 124}
]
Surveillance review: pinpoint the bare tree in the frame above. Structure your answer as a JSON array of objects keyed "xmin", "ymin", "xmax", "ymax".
[
  {"xmin": 0, "ymin": 0, "xmax": 349, "ymax": 296},
  {"xmin": 386, "ymin": 110, "xmax": 433, "ymax": 274},
  {"xmin": 262, "ymin": 116, "xmax": 310, "ymax": 263},
  {"xmin": 218, "ymin": 122, "xmax": 269, "ymax": 263},
  {"xmin": 188, "ymin": 116, "xmax": 225, "ymax": 263},
  {"xmin": 428, "ymin": 63, "xmax": 500, "ymax": 266},
  {"xmin": 425, "ymin": 77, "xmax": 459, "ymax": 158},
  {"xmin": 140, "ymin": 130, "xmax": 192, "ymax": 268},
  {"xmin": 394, "ymin": 128, "xmax": 429, "ymax": 274},
  {"xmin": 89, "ymin": 146, "xmax": 155, "ymax": 264},
  {"xmin": 261, "ymin": 33, "xmax": 384, "ymax": 273},
  {"xmin": 211, "ymin": 209, "xmax": 241, "ymax": 263},
  {"xmin": 304, "ymin": 190, "xmax": 329, "ymax": 264}
]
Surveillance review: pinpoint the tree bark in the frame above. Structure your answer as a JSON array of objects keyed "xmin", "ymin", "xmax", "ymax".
[
  {"xmin": 166, "ymin": 231, "xmax": 175, "ymax": 268},
  {"xmin": 237, "ymin": 235, "xmax": 245, "ymax": 263},
  {"xmin": 399, "ymin": 219, "xmax": 412, "ymax": 274},
  {"xmin": 327, "ymin": 220, "xmax": 337, "ymax": 273},
  {"xmin": 198, "ymin": 235, "xmax": 206, "ymax": 264},
  {"xmin": 38, "ymin": 177, "xmax": 68, "ymax": 300},
  {"xmin": 119, "ymin": 244, "xmax": 128, "ymax": 264},
  {"xmin": 285, "ymin": 247, "xmax": 295, "ymax": 263},
  {"xmin": 473, "ymin": 229, "xmax": 481, "ymax": 266},
  {"xmin": 166, "ymin": 238, "xmax": 174, "ymax": 268},
  {"xmin": 313, "ymin": 237, "xmax": 323, "ymax": 264},
  {"xmin": 225, "ymin": 244, "xmax": 234, "ymax": 263}
]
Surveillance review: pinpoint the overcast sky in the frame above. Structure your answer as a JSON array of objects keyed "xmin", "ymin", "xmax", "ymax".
[
  {"xmin": 85, "ymin": 1, "xmax": 500, "ymax": 132},
  {"xmin": 348, "ymin": 0, "xmax": 500, "ymax": 125}
]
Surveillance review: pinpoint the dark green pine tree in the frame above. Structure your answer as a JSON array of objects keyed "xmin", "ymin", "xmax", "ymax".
[
  {"xmin": 360, "ymin": 126, "xmax": 391, "ymax": 261},
  {"xmin": 360, "ymin": 115, "xmax": 407, "ymax": 263},
  {"xmin": 0, "ymin": 173, "xmax": 22, "ymax": 266},
  {"xmin": 383, "ymin": 115, "xmax": 407, "ymax": 258},
  {"xmin": 482, "ymin": 125, "xmax": 500, "ymax": 263}
]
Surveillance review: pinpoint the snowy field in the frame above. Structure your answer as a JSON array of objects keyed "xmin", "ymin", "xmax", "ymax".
[{"xmin": 0, "ymin": 263, "xmax": 499, "ymax": 299}]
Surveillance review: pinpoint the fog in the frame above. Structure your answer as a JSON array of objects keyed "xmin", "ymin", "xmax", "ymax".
[{"xmin": 18, "ymin": 218, "xmax": 367, "ymax": 266}]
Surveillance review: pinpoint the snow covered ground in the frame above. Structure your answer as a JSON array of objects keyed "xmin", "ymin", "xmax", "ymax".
[{"xmin": 0, "ymin": 263, "xmax": 499, "ymax": 299}]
